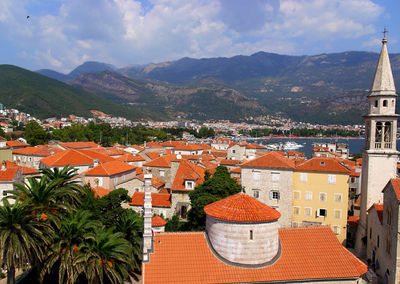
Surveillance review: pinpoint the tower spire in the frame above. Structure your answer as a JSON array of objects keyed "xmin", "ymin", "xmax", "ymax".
[{"xmin": 370, "ymin": 28, "xmax": 396, "ymax": 95}]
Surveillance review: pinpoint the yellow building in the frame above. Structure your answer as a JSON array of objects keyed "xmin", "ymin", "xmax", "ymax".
[{"xmin": 292, "ymin": 157, "xmax": 350, "ymax": 244}]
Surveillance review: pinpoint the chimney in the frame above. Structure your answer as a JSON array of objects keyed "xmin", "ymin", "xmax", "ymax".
[
  {"xmin": 93, "ymin": 159, "xmax": 99, "ymax": 167},
  {"xmin": 142, "ymin": 172, "xmax": 153, "ymax": 262},
  {"xmin": 176, "ymin": 154, "xmax": 182, "ymax": 160}
]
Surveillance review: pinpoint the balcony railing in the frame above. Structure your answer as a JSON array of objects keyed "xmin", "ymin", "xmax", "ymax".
[
  {"xmin": 384, "ymin": 142, "xmax": 392, "ymax": 149},
  {"xmin": 375, "ymin": 142, "xmax": 381, "ymax": 149}
]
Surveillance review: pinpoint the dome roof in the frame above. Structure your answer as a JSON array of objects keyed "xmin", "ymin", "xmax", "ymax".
[
  {"xmin": 204, "ymin": 193, "xmax": 281, "ymax": 222},
  {"xmin": 152, "ymin": 215, "xmax": 167, "ymax": 227}
]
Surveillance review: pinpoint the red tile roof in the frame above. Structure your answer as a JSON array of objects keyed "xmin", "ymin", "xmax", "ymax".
[
  {"xmin": 204, "ymin": 193, "xmax": 281, "ymax": 222},
  {"xmin": 84, "ymin": 161, "xmax": 136, "ymax": 176},
  {"xmin": 171, "ymin": 160, "xmax": 206, "ymax": 191},
  {"xmin": 13, "ymin": 146, "xmax": 63, "ymax": 157},
  {"xmin": 245, "ymin": 143, "xmax": 266, "ymax": 149},
  {"xmin": 160, "ymin": 140, "xmax": 186, "ymax": 147},
  {"xmin": 40, "ymin": 149, "xmax": 115, "ymax": 167},
  {"xmin": 6, "ymin": 140, "xmax": 29, "ymax": 148},
  {"xmin": 350, "ymin": 167, "xmax": 362, "ymax": 177},
  {"xmin": 2, "ymin": 161, "xmax": 39, "ymax": 175},
  {"xmin": 230, "ymin": 167, "xmax": 241, "ymax": 173},
  {"xmin": 210, "ymin": 150, "xmax": 227, "ymax": 157},
  {"xmin": 288, "ymin": 151, "xmax": 305, "ymax": 157},
  {"xmin": 145, "ymin": 152, "xmax": 162, "ymax": 160},
  {"xmin": 144, "ymin": 154, "xmax": 177, "ymax": 168},
  {"xmin": 129, "ymin": 192, "xmax": 171, "ymax": 208},
  {"xmin": 374, "ymin": 203, "xmax": 383, "ymax": 224},
  {"xmin": 58, "ymin": 141, "xmax": 99, "ymax": 149},
  {"xmin": 295, "ymin": 157, "xmax": 350, "ymax": 174},
  {"xmin": 144, "ymin": 142, "xmax": 162, "ymax": 148},
  {"xmin": 143, "ymin": 227, "xmax": 367, "ymax": 283},
  {"xmin": 92, "ymin": 186, "xmax": 111, "ymax": 198},
  {"xmin": 348, "ymin": 216, "xmax": 360, "ymax": 227},
  {"xmin": 241, "ymin": 151, "xmax": 295, "ymax": 169},
  {"xmin": 91, "ymin": 147, "xmax": 125, "ymax": 156},
  {"xmin": 219, "ymin": 159, "xmax": 240, "ymax": 166},
  {"xmin": 390, "ymin": 178, "xmax": 400, "ymax": 200},
  {"xmin": 152, "ymin": 216, "xmax": 167, "ymax": 227},
  {"xmin": 0, "ymin": 167, "xmax": 20, "ymax": 181},
  {"xmin": 136, "ymin": 174, "xmax": 165, "ymax": 188},
  {"xmin": 173, "ymin": 144, "xmax": 204, "ymax": 151},
  {"xmin": 116, "ymin": 153, "xmax": 145, "ymax": 162}
]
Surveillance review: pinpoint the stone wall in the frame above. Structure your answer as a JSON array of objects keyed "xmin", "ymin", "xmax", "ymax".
[{"xmin": 206, "ymin": 215, "xmax": 279, "ymax": 265}]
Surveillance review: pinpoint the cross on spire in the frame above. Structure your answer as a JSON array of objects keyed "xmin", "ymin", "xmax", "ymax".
[{"xmin": 382, "ymin": 27, "xmax": 388, "ymax": 43}]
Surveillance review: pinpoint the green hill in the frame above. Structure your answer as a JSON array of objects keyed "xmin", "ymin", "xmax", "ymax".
[{"xmin": 0, "ymin": 65, "xmax": 146, "ymax": 119}]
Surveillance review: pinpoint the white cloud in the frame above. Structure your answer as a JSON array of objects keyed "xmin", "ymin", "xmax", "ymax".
[{"xmin": 0, "ymin": 0, "xmax": 386, "ymax": 71}]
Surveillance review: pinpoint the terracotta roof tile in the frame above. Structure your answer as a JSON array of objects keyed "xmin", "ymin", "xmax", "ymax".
[
  {"xmin": 143, "ymin": 227, "xmax": 367, "ymax": 283},
  {"xmin": 2, "ymin": 161, "xmax": 39, "ymax": 175},
  {"xmin": 350, "ymin": 167, "xmax": 362, "ymax": 177},
  {"xmin": 145, "ymin": 152, "xmax": 162, "ymax": 160},
  {"xmin": 219, "ymin": 159, "xmax": 240, "ymax": 166},
  {"xmin": 348, "ymin": 216, "xmax": 360, "ymax": 227},
  {"xmin": 171, "ymin": 160, "xmax": 206, "ymax": 191},
  {"xmin": 230, "ymin": 167, "xmax": 241, "ymax": 173},
  {"xmin": 204, "ymin": 193, "xmax": 281, "ymax": 222},
  {"xmin": 144, "ymin": 154, "xmax": 177, "ymax": 168},
  {"xmin": 58, "ymin": 141, "xmax": 99, "ymax": 149},
  {"xmin": 374, "ymin": 203, "xmax": 383, "ymax": 224},
  {"xmin": 245, "ymin": 143, "xmax": 266, "ymax": 149},
  {"xmin": 0, "ymin": 167, "xmax": 20, "ymax": 181},
  {"xmin": 152, "ymin": 215, "xmax": 167, "ymax": 227},
  {"xmin": 144, "ymin": 142, "xmax": 162, "ymax": 148},
  {"xmin": 40, "ymin": 149, "xmax": 115, "ymax": 167},
  {"xmin": 6, "ymin": 140, "xmax": 29, "ymax": 148},
  {"xmin": 129, "ymin": 192, "xmax": 171, "ymax": 207},
  {"xmin": 295, "ymin": 157, "xmax": 350, "ymax": 174},
  {"xmin": 287, "ymin": 151, "xmax": 305, "ymax": 157},
  {"xmin": 160, "ymin": 140, "xmax": 186, "ymax": 147},
  {"xmin": 13, "ymin": 146, "xmax": 63, "ymax": 157},
  {"xmin": 90, "ymin": 147, "xmax": 125, "ymax": 156},
  {"xmin": 390, "ymin": 178, "xmax": 400, "ymax": 200},
  {"xmin": 241, "ymin": 151, "xmax": 295, "ymax": 169},
  {"xmin": 116, "ymin": 153, "xmax": 145, "ymax": 162},
  {"xmin": 92, "ymin": 186, "xmax": 111, "ymax": 198},
  {"xmin": 136, "ymin": 174, "xmax": 165, "ymax": 188},
  {"xmin": 173, "ymin": 144, "xmax": 204, "ymax": 151},
  {"xmin": 84, "ymin": 160, "xmax": 136, "ymax": 176}
]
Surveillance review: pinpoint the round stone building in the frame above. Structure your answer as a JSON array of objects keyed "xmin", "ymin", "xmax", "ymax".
[{"xmin": 204, "ymin": 192, "xmax": 281, "ymax": 266}]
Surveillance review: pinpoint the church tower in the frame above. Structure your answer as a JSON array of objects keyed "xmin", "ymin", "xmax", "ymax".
[{"xmin": 355, "ymin": 32, "xmax": 399, "ymax": 256}]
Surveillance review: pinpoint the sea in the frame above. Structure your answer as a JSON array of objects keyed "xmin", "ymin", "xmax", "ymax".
[{"xmin": 244, "ymin": 137, "xmax": 400, "ymax": 159}]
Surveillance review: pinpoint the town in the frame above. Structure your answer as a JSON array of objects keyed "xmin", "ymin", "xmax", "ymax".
[{"xmin": 0, "ymin": 34, "xmax": 399, "ymax": 284}]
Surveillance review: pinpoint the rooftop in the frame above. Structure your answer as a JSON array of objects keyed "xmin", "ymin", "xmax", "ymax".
[
  {"xmin": 204, "ymin": 193, "xmax": 281, "ymax": 222},
  {"xmin": 143, "ymin": 227, "xmax": 367, "ymax": 283}
]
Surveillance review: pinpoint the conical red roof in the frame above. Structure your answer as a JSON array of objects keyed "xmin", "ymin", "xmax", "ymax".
[
  {"xmin": 204, "ymin": 193, "xmax": 281, "ymax": 222},
  {"xmin": 152, "ymin": 215, "xmax": 167, "ymax": 227}
]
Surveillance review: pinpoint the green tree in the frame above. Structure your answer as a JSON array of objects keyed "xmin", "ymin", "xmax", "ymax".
[
  {"xmin": 79, "ymin": 227, "xmax": 134, "ymax": 284},
  {"xmin": 187, "ymin": 166, "xmax": 241, "ymax": 231},
  {"xmin": 41, "ymin": 210, "xmax": 100, "ymax": 284},
  {"xmin": 0, "ymin": 200, "xmax": 52, "ymax": 284},
  {"xmin": 23, "ymin": 120, "xmax": 48, "ymax": 146}
]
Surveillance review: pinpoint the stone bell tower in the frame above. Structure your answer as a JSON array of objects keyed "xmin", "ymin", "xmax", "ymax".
[{"xmin": 355, "ymin": 31, "xmax": 399, "ymax": 256}]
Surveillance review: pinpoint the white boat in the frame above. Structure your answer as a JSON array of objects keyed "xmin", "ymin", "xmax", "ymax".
[
  {"xmin": 283, "ymin": 141, "xmax": 303, "ymax": 150},
  {"xmin": 266, "ymin": 144, "xmax": 280, "ymax": 150}
]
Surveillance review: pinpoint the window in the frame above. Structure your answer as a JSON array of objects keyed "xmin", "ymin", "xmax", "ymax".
[
  {"xmin": 271, "ymin": 172, "xmax": 280, "ymax": 183},
  {"xmin": 332, "ymin": 225, "xmax": 340, "ymax": 235},
  {"xmin": 160, "ymin": 170, "xmax": 165, "ymax": 177},
  {"xmin": 293, "ymin": 207, "xmax": 300, "ymax": 216},
  {"xmin": 328, "ymin": 174, "xmax": 336, "ymax": 184},
  {"xmin": 383, "ymin": 100, "xmax": 388, "ymax": 107},
  {"xmin": 232, "ymin": 149, "xmax": 236, "ymax": 153},
  {"xmin": 305, "ymin": 191, "xmax": 313, "ymax": 201},
  {"xmin": 114, "ymin": 176, "xmax": 118, "ymax": 184},
  {"xmin": 135, "ymin": 188, "xmax": 139, "ymax": 192},
  {"xmin": 97, "ymin": 177, "xmax": 103, "ymax": 186},
  {"xmin": 253, "ymin": 190, "xmax": 260, "ymax": 199},
  {"xmin": 334, "ymin": 193, "xmax": 342, "ymax": 203},
  {"xmin": 292, "ymin": 222, "xmax": 300, "ymax": 228},
  {"xmin": 377, "ymin": 235, "xmax": 380, "ymax": 248},
  {"xmin": 319, "ymin": 192, "xmax": 327, "ymax": 202},
  {"xmin": 350, "ymin": 177, "xmax": 355, "ymax": 183},
  {"xmin": 293, "ymin": 191, "xmax": 301, "ymax": 200},
  {"xmin": 253, "ymin": 171, "xmax": 260, "ymax": 181},
  {"xmin": 185, "ymin": 181, "xmax": 194, "ymax": 190},
  {"xmin": 317, "ymin": 208, "xmax": 327, "ymax": 217},
  {"xmin": 370, "ymin": 228, "xmax": 372, "ymax": 239},
  {"xmin": 375, "ymin": 100, "xmax": 378, "ymax": 107},
  {"xmin": 304, "ymin": 207, "xmax": 312, "ymax": 217},
  {"xmin": 387, "ymin": 209, "xmax": 392, "ymax": 225},
  {"xmin": 270, "ymin": 190, "xmax": 280, "ymax": 200},
  {"xmin": 250, "ymin": 230, "xmax": 253, "ymax": 240},
  {"xmin": 300, "ymin": 173, "xmax": 307, "ymax": 183},
  {"xmin": 334, "ymin": 209, "xmax": 342, "ymax": 219},
  {"xmin": 320, "ymin": 161, "xmax": 325, "ymax": 166},
  {"xmin": 386, "ymin": 237, "xmax": 391, "ymax": 254}
]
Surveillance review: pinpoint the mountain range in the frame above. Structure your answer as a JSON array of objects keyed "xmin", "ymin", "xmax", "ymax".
[{"xmin": 20, "ymin": 50, "xmax": 400, "ymax": 123}]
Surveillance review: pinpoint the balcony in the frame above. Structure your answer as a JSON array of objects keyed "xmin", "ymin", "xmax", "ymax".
[
  {"xmin": 374, "ymin": 142, "xmax": 381, "ymax": 149},
  {"xmin": 384, "ymin": 142, "xmax": 392, "ymax": 149}
]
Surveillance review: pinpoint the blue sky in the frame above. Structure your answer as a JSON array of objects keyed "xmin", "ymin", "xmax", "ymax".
[{"xmin": 0, "ymin": 0, "xmax": 399, "ymax": 73}]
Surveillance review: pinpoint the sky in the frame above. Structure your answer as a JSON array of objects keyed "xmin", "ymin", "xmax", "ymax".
[{"xmin": 0, "ymin": 0, "xmax": 399, "ymax": 73}]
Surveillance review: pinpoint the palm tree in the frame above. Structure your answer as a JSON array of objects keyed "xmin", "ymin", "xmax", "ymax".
[
  {"xmin": 40, "ymin": 165, "xmax": 84, "ymax": 207},
  {"xmin": 116, "ymin": 210, "xmax": 143, "ymax": 278},
  {"xmin": 78, "ymin": 227, "xmax": 134, "ymax": 284},
  {"xmin": 5, "ymin": 175, "xmax": 78, "ymax": 224},
  {"xmin": 41, "ymin": 210, "xmax": 100, "ymax": 284},
  {"xmin": 0, "ymin": 200, "xmax": 52, "ymax": 284}
]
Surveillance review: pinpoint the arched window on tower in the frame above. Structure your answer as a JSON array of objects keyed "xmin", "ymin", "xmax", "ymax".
[
  {"xmin": 375, "ymin": 100, "xmax": 378, "ymax": 107},
  {"xmin": 375, "ymin": 122, "xmax": 383, "ymax": 148},
  {"xmin": 383, "ymin": 100, "xmax": 388, "ymax": 107},
  {"xmin": 384, "ymin": 122, "xmax": 392, "ymax": 148}
]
